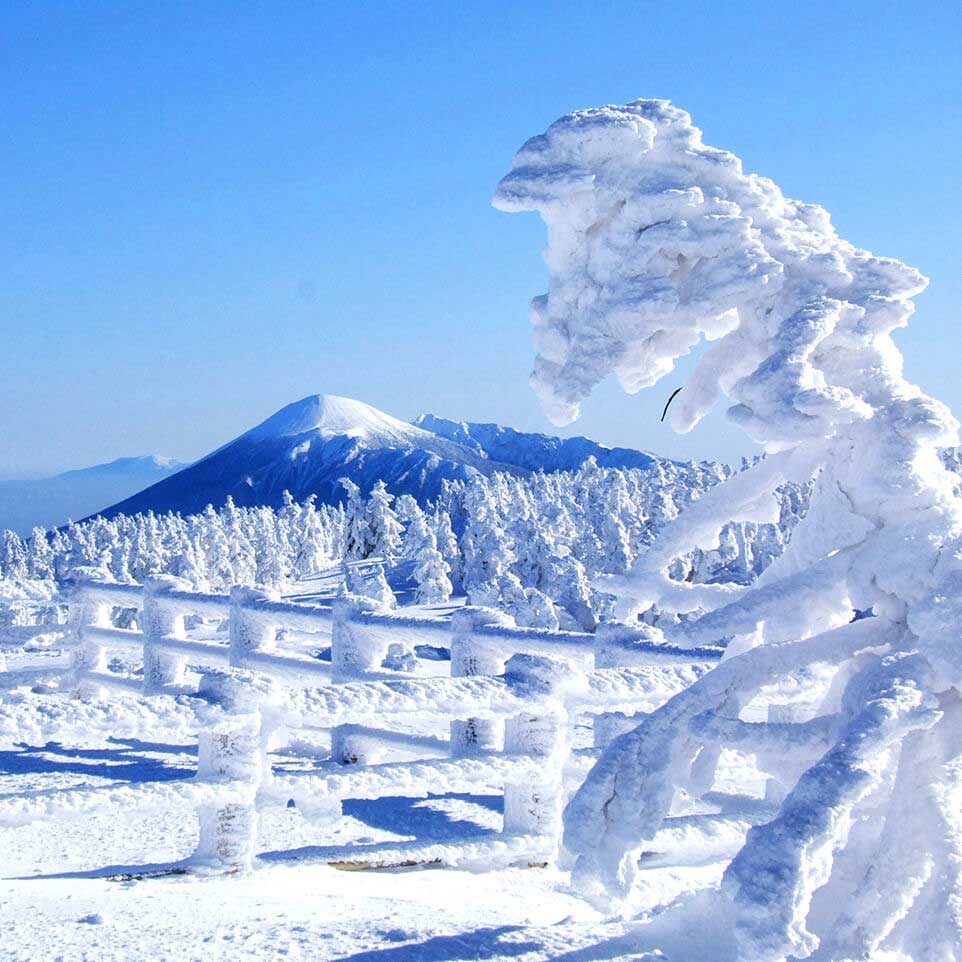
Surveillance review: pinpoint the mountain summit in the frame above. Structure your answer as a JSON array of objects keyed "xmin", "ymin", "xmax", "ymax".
[{"xmin": 242, "ymin": 395, "xmax": 422, "ymax": 445}]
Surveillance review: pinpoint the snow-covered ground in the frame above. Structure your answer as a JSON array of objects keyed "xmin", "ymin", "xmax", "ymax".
[
  {"xmin": 0, "ymin": 711, "xmax": 765, "ymax": 961},
  {"xmin": 0, "ymin": 758, "xmax": 601, "ymax": 961},
  {"xmin": 0, "ymin": 565, "xmax": 747, "ymax": 962}
]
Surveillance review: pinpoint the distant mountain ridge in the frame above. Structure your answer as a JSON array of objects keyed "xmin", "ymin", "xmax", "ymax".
[
  {"xmin": 0, "ymin": 456, "xmax": 186, "ymax": 535},
  {"xmin": 90, "ymin": 394, "xmax": 680, "ymax": 520},
  {"xmin": 413, "ymin": 413, "xmax": 666, "ymax": 473}
]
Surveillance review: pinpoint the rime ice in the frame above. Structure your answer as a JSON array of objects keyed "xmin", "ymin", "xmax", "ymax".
[{"xmin": 497, "ymin": 98, "xmax": 962, "ymax": 961}]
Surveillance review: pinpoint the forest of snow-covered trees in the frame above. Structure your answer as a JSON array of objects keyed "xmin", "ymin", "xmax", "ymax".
[{"xmin": 0, "ymin": 456, "xmax": 807, "ymax": 632}]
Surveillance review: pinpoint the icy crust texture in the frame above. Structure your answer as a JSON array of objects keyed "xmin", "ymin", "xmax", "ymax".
[{"xmin": 497, "ymin": 100, "xmax": 962, "ymax": 961}]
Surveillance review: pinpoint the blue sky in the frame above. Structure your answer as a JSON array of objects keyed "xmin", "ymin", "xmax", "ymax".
[{"xmin": 1, "ymin": 1, "xmax": 960, "ymax": 476}]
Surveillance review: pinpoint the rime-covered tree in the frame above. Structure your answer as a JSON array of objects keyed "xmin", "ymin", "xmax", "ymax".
[
  {"xmin": 1, "ymin": 441, "xmax": 805, "ymax": 635},
  {"xmin": 345, "ymin": 561, "xmax": 396, "ymax": 609},
  {"xmin": 26, "ymin": 528, "xmax": 54, "ymax": 581},
  {"xmin": 293, "ymin": 495, "xmax": 331, "ymax": 579},
  {"xmin": 412, "ymin": 531, "xmax": 453, "ymax": 605},
  {"xmin": 364, "ymin": 481, "xmax": 403, "ymax": 561},
  {"xmin": 496, "ymin": 99, "xmax": 962, "ymax": 961},
  {"xmin": 1, "ymin": 531, "xmax": 28, "ymax": 581},
  {"xmin": 340, "ymin": 478, "xmax": 372, "ymax": 560},
  {"xmin": 460, "ymin": 477, "xmax": 516, "ymax": 605},
  {"xmin": 401, "ymin": 503, "xmax": 432, "ymax": 559},
  {"xmin": 431, "ymin": 508, "xmax": 462, "ymax": 588}
]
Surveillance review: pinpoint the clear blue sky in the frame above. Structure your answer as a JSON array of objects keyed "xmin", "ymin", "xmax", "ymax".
[{"xmin": 1, "ymin": 1, "xmax": 960, "ymax": 476}]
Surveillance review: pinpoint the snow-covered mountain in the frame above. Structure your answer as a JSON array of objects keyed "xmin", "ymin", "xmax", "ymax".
[
  {"xmin": 0, "ymin": 456, "xmax": 185, "ymax": 535},
  {"xmin": 98, "ymin": 395, "xmax": 521, "ymax": 519},
  {"xmin": 413, "ymin": 413, "xmax": 666, "ymax": 472},
  {"xmin": 95, "ymin": 394, "xmax": 676, "ymax": 520}
]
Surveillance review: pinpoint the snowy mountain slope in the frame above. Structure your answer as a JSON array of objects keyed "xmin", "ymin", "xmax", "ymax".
[
  {"xmin": 97, "ymin": 395, "xmax": 522, "ymax": 519},
  {"xmin": 0, "ymin": 456, "xmax": 185, "ymax": 535},
  {"xmin": 414, "ymin": 413, "xmax": 669, "ymax": 472},
  {"xmin": 93, "ymin": 395, "xmax": 692, "ymax": 521}
]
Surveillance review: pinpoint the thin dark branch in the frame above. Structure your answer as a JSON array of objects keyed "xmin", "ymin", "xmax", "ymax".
[{"xmin": 661, "ymin": 387, "xmax": 683, "ymax": 423}]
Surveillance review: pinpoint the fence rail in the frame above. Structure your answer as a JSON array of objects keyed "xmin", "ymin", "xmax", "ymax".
[{"xmin": 0, "ymin": 577, "xmax": 722, "ymax": 874}]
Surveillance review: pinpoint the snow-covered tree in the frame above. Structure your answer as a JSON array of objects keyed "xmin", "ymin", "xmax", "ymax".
[
  {"xmin": 340, "ymin": 477, "xmax": 371, "ymax": 560},
  {"xmin": 252, "ymin": 507, "xmax": 286, "ymax": 589},
  {"xmin": 364, "ymin": 481, "xmax": 403, "ymax": 561},
  {"xmin": 401, "ymin": 503, "xmax": 432, "ymax": 559},
  {"xmin": 496, "ymin": 98, "xmax": 962, "ymax": 960},
  {"xmin": 293, "ymin": 495, "xmax": 331, "ymax": 579},
  {"xmin": 26, "ymin": 528, "xmax": 55, "ymax": 581},
  {"xmin": 431, "ymin": 508, "xmax": 462, "ymax": 588},
  {"xmin": 412, "ymin": 531, "xmax": 453, "ymax": 605},
  {"xmin": 393, "ymin": 493, "xmax": 420, "ymax": 525},
  {"xmin": 513, "ymin": 585, "xmax": 561, "ymax": 630},
  {"xmin": 169, "ymin": 532, "xmax": 208, "ymax": 590},
  {"xmin": 0, "ymin": 431, "xmax": 805, "ymax": 633},
  {"xmin": 345, "ymin": 561, "xmax": 396, "ymax": 609},
  {"xmin": 221, "ymin": 498, "xmax": 254, "ymax": 585},
  {"xmin": 1, "ymin": 531, "xmax": 28, "ymax": 581}
]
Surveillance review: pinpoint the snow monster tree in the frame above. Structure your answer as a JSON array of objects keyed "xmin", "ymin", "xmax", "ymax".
[{"xmin": 495, "ymin": 100, "xmax": 962, "ymax": 961}]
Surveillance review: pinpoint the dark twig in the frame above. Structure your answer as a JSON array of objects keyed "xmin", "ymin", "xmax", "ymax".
[{"xmin": 661, "ymin": 387, "xmax": 683, "ymax": 422}]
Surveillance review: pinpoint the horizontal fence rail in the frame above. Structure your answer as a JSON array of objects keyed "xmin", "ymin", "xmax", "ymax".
[{"xmin": 0, "ymin": 577, "xmax": 722, "ymax": 874}]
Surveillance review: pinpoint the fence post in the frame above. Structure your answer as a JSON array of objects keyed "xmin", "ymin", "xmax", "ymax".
[
  {"xmin": 70, "ymin": 581, "xmax": 112, "ymax": 700},
  {"xmin": 330, "ymin": 595, "xmax": 387, "ymax": 680},
  {"xmin": 591, "ymin": 621, "xmax": 665, "ymax": 749},
  {"xmin": 764, "ymin": 700, "xmax": 821, "ymax": 804},
  {"xmin": 229, "ymin": 586, "xmax": 278, "ymax": 669},
  {"xmin": 192, "ymin": 669, "xmax": 269, "ymax": 874},
  {"xmin": 449, "ymin": 607, "xmax": 514, "ymax": 757},
  {"xmin": 330, "ymin": 595, "xmax": 389, "ymax": 764},
  {"xmin": 142, "ymin": 575, "xmax": 190, "ymax": 694},
  {"xmin": 501, "ymin": 653, "xmax": 578, "ymax": 848}
]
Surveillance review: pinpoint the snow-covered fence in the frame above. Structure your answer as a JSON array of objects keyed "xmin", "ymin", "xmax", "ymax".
[
  {"xmin": 0, "ymin": 578, "xmax": 722, "ymax": 874},
  {"xmin": 185, "ymin": 643, "xmax": 719, "ymax": 872},
  {"xmin": 68, "ymin": 576, "xmax": 335, "ymax": 699},
  {"xmin": 191, "ymin": 654, "xmax": 581, "ymax": 872}
]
